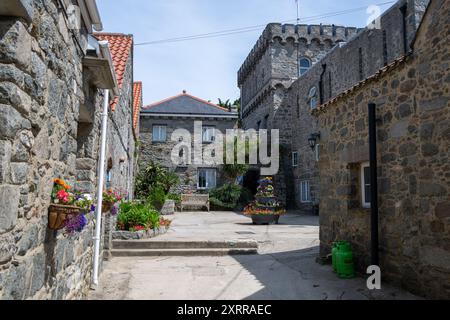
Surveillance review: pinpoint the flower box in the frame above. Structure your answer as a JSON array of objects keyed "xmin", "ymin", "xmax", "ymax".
[
  {"xmin": 48, "ymin": 204, "xmax": 82, "ymax": 230},
  {"xmin": 102, "ymin": 202, "xmax": 114, "ymax": 213},
  {"xmin": 251, "ymin": 214, "xmax": 280, "ymax": 225}
]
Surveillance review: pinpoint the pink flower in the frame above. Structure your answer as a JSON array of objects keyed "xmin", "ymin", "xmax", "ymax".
[{"xmin": 57, "ymin": 190, "xmax": 70, "ymax": 204}]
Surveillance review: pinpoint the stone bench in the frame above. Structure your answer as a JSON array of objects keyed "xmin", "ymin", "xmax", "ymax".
[{"xmin": 180, "ymin": 194, "xmax": 210, "ymax": 212}]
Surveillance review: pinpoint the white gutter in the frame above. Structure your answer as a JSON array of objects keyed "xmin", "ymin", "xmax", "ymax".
[
  {"xmin": 92, "ymin": 41, "xmax": 110, "ymax": 288},
  {"xmin": 98, "ymin": 40, "xmax": 119, "ymax": 96},
  {"xmin": 140, "ymin": 113, "xmax": 238, "ymax": 119},
  {"xmin": 85, "ymin": 0, "xmax": 103, "ymax": 31}
]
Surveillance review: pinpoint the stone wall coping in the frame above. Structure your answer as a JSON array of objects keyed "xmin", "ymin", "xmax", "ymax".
[
  {"xmin": 311, "ymin": 53, "xmax": 411, "ymax": 116},
  {"xmin": 0, "ymin": 0, "xmax": 33, "ymax": 22}
]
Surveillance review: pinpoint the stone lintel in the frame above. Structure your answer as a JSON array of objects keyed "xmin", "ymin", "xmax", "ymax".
[{"xmin": 0, "ymin": 0, "xmax": 33, "ymax": 22}]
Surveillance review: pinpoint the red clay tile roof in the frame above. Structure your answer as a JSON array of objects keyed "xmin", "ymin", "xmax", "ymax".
[
  {"xmin": 94, "ymin": 33, "xmax": 133, "ymax": 111},
  {"xmin": 132, "ymin": 81, "xmax": 142, "ymax": 131}
]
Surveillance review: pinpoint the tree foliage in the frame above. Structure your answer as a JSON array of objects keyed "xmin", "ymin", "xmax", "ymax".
[{"xmin": 135, "ymin": 161, "xmax": 180, "ymax": 199}]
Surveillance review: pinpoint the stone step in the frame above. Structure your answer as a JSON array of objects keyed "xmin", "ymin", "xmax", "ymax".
[
  {"xmin": 112, "ymin": 240, "xmax": 258, "ymax": 250},
  {"xmin": 111, "ymin": 248, "xmax": 258, "ymax": 257}
]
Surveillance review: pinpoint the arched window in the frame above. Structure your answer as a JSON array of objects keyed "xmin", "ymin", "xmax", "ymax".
[
  {"xmin": 299, "ymin": 57, "xmax": 311, "ymax": 76},
  {"xmin": 309, "ymin": 87, "xmax": 318, "ymax": 109}
]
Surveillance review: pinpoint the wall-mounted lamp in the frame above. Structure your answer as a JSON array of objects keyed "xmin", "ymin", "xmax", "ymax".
[{"xmin": 308, "ymin": 132, "xmax": 321, "ymax": 151}]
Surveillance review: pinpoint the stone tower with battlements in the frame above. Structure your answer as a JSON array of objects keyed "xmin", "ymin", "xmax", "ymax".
[
  {"xmin": 238, "ymin": 24, "xmax": 362, "ymax": 133},
  {"xmin": 238, "ymin": 24, "xmax": 362, "ymax": 206}
]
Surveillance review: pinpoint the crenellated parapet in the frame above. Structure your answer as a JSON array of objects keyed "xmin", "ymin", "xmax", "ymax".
[{"xmin": 238, "ymin": 23, "xmax": 362, "ymax": 86}]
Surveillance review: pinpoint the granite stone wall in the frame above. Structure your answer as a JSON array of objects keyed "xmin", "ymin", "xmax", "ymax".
[
  {"xmin": 139, "ymin": 116, "xmax": 237, "ymax": 193},
  {"xmin": 250, "ymin": 0, "xmax": 429, "ymax": 213},
  {"xmin": 106, "ymin": 53, "xmax": 136, "ymax": 199},
  {"xmin": 0, "ymin": 0, "xmax": 134, "ymax": 300},
  {"xmin": 313, "ymin": 0, "xmax": 449, "ymax": 299}
]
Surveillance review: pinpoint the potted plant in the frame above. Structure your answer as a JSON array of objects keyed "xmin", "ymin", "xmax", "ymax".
[
  {"xmin": 243, "ymin": 176, "xmax": 286, "ymax": 225},
  {"xmin": 102, "ymin": 189, "xmax": 123, "ymax": 213},
  {"xmin": 48, "ymin": 179, "xmax": 93, "ymax": 233}
]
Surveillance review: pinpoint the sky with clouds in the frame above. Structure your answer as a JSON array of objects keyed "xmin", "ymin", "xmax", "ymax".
[{"xmin": 97, "ymin": 0, "xmax": 395, "ymax": 106}]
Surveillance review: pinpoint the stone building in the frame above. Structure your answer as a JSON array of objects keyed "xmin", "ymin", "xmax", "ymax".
[
  {"xmin": 239, "ymin": 0, "xmax": 429, "ymax": 211},
  {"xmin": 0, "ymin": 0, "xmax": 138, "ymax": 299},
  {"xmin": 140, "ymin": 91, "xmax": 238, "ymax": 193},
  {"xmin": 95, "ymin": 33, "xmax": 137, "ymax": 199},
  {"xmin": 238, "ymin": 21, "xmax": 361, "ymax": 207},
  {"xmin": 312, "ymin": 0, "xmax": 449, "ymax": 299}
]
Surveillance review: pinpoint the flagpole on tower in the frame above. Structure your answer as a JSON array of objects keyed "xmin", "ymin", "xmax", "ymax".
[{"xmin": 296, "ymin": 0, "xmax": 300, "ymax": 77}]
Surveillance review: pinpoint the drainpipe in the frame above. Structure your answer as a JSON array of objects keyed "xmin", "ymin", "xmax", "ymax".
[
  {"xmin": 92, "ymin": 88, "xmax": 109, "ymax": 286},
  {"xmin": 400, "ymin": 3, "xmax": 408, "ymax": 54},
  {"xmin": 319, "ymin": 64, "xmax": 327, "ymax": 104},
  {"xmin": 368, "ymin": 103, "xmax": 379, "ymax": 266}
]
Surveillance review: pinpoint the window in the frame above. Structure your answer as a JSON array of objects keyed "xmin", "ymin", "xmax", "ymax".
[
  {"xmin": 300, "ymin": 180, "xmax": 311, "ymax": 203},
  {"xmin": 263, "ymin": 115, "xmax": 269, "ymax": 129},
  {"xmin": 197, "ymin": 169, "xmax": 217, "ymax": 189},
  {"xmin": 202, "ymin": 126, "xmax": 215, "ymax": 143},
  {"xmin": 299, "ymin": 58, "xmax": 311, "ymax": 76},
  {"xmin": 315, "ymin": 144, "xmax": 320, "ymax": 162},
  {"xmin": 361, "ymin": 162, "xmax": 371, "ymax": 208},
  {"xmin": 292, "ymin": 152, "xmax": 299, "ymax": 167},
  {"xmin": 106, "ymin": 170, "xmax": 112, "ymax": 189},
  {"xmin": 152, "ymin": 125, "xmax": 167, "ymax": 142},
  {"xmin": 309, "ymin": 87, "xmax": 318, "ymax": 109}
]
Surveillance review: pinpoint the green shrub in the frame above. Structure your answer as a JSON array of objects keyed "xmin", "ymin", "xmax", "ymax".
[
  {"xmin": 210, "ymin": 197, "xmax": 235, "ymax": 210},
  {"xmin": 135, "ymin": 161, "xmax": 180, "ymax": 198},
  {"xmin": 167, "ymin": 193, "xmax": 181, "ymax": 204},
  {"xmin": 209, "ymin": 184, "xmax": 253, "ymax": 211},
  {"xmin": 117, "ymin": 201, "xmax": 160, "ymax": 231},
  {"xmin": 146, "ymin": 186, "xmax": 166, "ymax": 210}
]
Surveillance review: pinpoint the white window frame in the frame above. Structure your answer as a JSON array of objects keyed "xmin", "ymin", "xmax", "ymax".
[
  {"xmin": 106, "ymin": 170, "xmax": 112, "ymax": 189},
  {"xmin": 299, "ymin": 57, "xmax": 311, "ymax": 76},
  {"xmin": 292, "ymin": 152, "xmax": 299, "ymax": 167},
  {"xmin": 197, "ymin": 168, "xmax": 217, "ymax": 190},
  {"xmin": 309, "ymin": 87, "xmax": 318, "ymax": 109},
  {"xmin": 361, "ymin": 162, "xmax": 371, "ymax": 208},
  {"xmin": 202, "ymin": 126, "xmax": 216, "ymax": 143},
  {"xmin": 315, "ymin": 144, "xmax": 320, "ymax": 162},
  {"xmin": 300, "ymin": 180, "xmax": 311, "ymax": 203},
  {"xmin": 152, "ymin": 125, "xmax": 167, "ymax": 142}
]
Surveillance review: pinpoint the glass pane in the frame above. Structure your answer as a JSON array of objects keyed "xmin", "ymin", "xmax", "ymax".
[
  {"xmin": 300, "ymin": 59, "xmax": 310, "ymax": 68},
  {"xmin": 206, "ymin": 170, "xmax": 216, "ymax": 188},
  {"xmin": 198, "ymin": 170, "xmax": 205, "ymax": 188},
  {"xmin": 364, "ymin": 166, "xmax": 371, "ymax": 185},
  {"xmin": 365, "ymin": 186, "xmax": 371, "ymax": 203}
]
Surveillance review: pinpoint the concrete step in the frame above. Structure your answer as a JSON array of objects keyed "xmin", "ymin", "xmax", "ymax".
[
  {"xmin": 112, "ymin": 240, "xmax": 258, "ymax": 250},
  {"xmin": 111, "ymin": 248, "xmax": 258, "ymax": 257}
]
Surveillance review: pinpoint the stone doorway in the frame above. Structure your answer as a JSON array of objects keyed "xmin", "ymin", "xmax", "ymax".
[{"xmin": 243, "ymin": 169, "xmax": 260, "ymax": 196}]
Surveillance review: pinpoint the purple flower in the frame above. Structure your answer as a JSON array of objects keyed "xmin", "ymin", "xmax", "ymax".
[
  {"xmin": 90, "ymin": 204, "xmax": 96, "ymax": 212},
  {"xmin": 111, "ymin": 205, "xmax": 118, "ymax": 216},
  {"xmin": 64, "ymin": 214, "xmax": 88, "ymax": 234}
]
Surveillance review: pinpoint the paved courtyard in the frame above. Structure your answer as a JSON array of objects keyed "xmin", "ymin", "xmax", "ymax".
[{"xmin": 89, "ymin": 211, "xmax": 419, "ymax": 300}]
